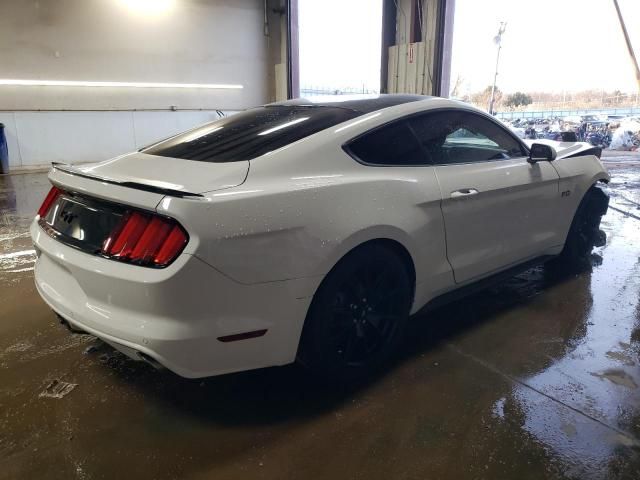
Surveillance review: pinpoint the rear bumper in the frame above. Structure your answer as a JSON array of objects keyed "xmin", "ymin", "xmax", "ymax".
[{"xmin": 31, "ymin": 220, "xmax": 318, "ymax": 378}]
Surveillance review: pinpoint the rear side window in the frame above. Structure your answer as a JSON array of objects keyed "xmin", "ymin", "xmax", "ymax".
[
  {"xmin": 345, "ymin": 121, "xmax": 426, "ymax": 166},
  {"xmin": 143, "ymin": 106, "xmax": 359, "ymax": 162},
  {"xmin": 408, "ymin": 111, "xmax": 527, "ymax": 165}
]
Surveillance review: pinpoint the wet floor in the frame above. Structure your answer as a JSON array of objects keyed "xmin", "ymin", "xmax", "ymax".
[{"xmin": 1, "ymin": 153, "xmax": 639, "ymax": 479}]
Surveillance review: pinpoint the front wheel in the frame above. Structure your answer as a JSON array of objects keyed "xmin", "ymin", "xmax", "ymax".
[
  {"xmin": 298, "ymin": 244, "xmax": 413, "ymax": 381},
  {"xmin": 553, "ymin": 184, "xmax": 609, "ymax": 266}
]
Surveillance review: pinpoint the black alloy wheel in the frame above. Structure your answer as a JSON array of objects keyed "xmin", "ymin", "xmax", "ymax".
[
  {"xmin": 299, "ymin": 243, "xmax": 412, "ymax": 380},
  {"xmin": 553, "ymin": 184, "xmax": 609, "ymax": 267}
]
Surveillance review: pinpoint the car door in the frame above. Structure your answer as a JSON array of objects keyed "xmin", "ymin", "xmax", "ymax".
[
  {"xmin": 343, "ymin": 118, "xmax": 456, "ymax": 299},
  {"xmin": 407, "ymin": 110, "xmax": 561, "ymax": 284}
]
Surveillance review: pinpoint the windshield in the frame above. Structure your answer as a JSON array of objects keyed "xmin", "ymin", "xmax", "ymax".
[{"xmin": 142, "ymin": 106, "xmax": 360, "ymax": 162}]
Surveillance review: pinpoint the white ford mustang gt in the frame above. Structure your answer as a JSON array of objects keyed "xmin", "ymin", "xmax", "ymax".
[{"xmin": 31, "ymin": 95, "xmax": 610, "ymax": 379}]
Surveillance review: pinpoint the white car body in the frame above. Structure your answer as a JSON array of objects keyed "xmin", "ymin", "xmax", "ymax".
[{"xmin": 31, "ymin": 96, "xmax": 610, "ymax": 378}]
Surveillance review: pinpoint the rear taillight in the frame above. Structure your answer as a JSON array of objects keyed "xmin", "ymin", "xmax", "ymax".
[
  {"xmin": 101, "ymin": 211, "xmax": 188, "ymax": 268},
  {"xmin": 37, "ymin": 186, "xmax": 62, "ymax": 217}
]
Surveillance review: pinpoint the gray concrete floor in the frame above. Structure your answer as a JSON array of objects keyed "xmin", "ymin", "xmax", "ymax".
[{"xmin": 1, "ymin": 152, "xmax": 639, "ymax": 480}]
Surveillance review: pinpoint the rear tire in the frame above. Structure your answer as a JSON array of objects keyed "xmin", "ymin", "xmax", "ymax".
[
  {"xmin": 298, "ymin": 243, "xmax": 413, "ymax": 382},
  {"xmin": 551, "ymin": 184, "xmax": 609, "ymax": 267}
]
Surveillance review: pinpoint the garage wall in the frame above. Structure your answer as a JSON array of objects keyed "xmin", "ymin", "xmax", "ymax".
[
  {"xmin": 0, "ymin": 0, "xmax": 284, "ymax": 169},
  {"xmin": 0, "ymin": 110, "xmax": 235, "ymax": 167}
]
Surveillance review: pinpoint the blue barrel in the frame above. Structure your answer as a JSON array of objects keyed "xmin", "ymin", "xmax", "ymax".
[{"xmin": 0, "ymin": 123, "xmax": 8, "ymax": 174}]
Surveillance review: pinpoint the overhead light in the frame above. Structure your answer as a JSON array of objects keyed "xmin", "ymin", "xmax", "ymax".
[
  {"xmin": 118, "ymin": 0, "xmax": 176, "ymax": 17},
  {"xmin": 0, "ymin": 79, "xmax": 243, "ymax": 89}
]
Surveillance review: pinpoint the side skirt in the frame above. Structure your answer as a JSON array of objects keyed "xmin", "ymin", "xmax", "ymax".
[{"xmin": 416, "ymin": 255, "xmax": 555, "ymax": 315}]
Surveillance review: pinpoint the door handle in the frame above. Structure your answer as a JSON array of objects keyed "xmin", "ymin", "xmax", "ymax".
[{"xmin": 450, "ymin": 188, "xmax": 479, "ymax": 199}]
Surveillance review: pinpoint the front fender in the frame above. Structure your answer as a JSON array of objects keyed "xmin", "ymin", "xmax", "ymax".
[{"xmin": 550, "ymin": 154, "xmax": 610, "ymax": 244}]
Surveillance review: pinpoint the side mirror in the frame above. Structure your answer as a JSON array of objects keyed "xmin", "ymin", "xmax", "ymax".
[{"xmin": 528, "ymin": 143, "xmax": 557, "ymax": 163}]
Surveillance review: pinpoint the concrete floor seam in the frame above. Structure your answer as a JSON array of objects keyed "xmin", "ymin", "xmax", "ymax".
[
  {"xmin": 446, "ymin": 343, "xmax": 640, "ymax": 446},
  {"xmin": 616, "ymin": 194, "xmax": 640, "ymax": 207},
  {"xmin": 608, "ymin": 205, "xmax": 640, "ymax": 221}
]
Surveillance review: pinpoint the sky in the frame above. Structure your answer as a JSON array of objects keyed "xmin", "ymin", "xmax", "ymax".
[
  {"xmin": 298, "ymin": 0, "xmax": 640, "ymax": 95},
  {"xmin": 451, "ymin": 0, "xmax": 640, "ymax": 95},
  {"xmin": 298, "ymin": 0, "xmax": 383, "ymax": 91}
]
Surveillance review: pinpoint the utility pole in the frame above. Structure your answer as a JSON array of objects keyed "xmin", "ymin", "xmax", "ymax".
[
  {"xmin": 612, "ymin": 0, "xmax": 640, "ymax": 93},
  {"xmin": 488, "ymin": 22, "xmax": 506, "ymax": 115}
]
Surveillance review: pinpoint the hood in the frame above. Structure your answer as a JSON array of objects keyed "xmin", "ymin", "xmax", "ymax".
[
  {"xmin": 67, "ymin": 152, "xmax": 249, "ymax": 195},
  {"xmin": 523, "ymin": 139, "xmax": 600, "ymax": 159}
]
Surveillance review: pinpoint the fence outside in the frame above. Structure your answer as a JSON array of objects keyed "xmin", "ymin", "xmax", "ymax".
[
  {"xmin": 300, "ymin": 86, "xmax": 379, "ymax": 97},
  {"xmin": 495, "ymin": 107, "xmax": 640, "ymax": 120},
  {"xmin": 298, "ymin": 88, "xmax": 640, "ymax": 121}
]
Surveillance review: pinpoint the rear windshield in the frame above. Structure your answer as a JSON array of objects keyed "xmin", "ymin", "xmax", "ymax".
[{"xmin": 143, "ymin": 106, "xmax": 360, "ymax": 162}]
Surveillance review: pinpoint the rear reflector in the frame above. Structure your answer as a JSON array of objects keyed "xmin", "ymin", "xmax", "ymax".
[
  {"xmin": 217, "ymin": 329, "xmax": 268, "ymax": 343},
  {"xmin": 37, "ymin": 186, "xmax": 62, "ymax": 217},
  {"xmin": 102, "ymin": 211, "xmax": 188, "ymax": 267}
]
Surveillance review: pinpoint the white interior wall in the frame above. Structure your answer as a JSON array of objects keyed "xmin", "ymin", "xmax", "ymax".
[
  {"xmin": 0, "ymin": 110, "xmax": 236, "ymax": 168},
  {"xmin": 0, "ymin": 0, "xmax": 280, "ymax": 169}
]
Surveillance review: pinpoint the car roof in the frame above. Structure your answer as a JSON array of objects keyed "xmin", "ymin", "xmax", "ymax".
[{"xmin": 266, "ymin": 94, "xmax": 431, "ymax": 114}]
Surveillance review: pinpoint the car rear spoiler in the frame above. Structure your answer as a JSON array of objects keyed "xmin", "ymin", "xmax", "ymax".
[{"xmin": 51, "ymin": 162, "xmax": 204, "ymax": 198}]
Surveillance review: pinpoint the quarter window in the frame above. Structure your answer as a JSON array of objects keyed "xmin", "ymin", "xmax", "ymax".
[
  {"xmin": 408, "ymin": 111, "xmax": 527, "ymax": 165},
  {"xmin": 143, "ymin": 106, "xmax": 360, "ymax": 163},
  {"xmin": 346, "ymin": 121, "xmax": 425, "ymax": 166}
]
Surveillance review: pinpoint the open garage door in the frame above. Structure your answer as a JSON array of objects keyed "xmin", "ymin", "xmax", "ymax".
[{"xmin": 298, "ymin": 0, "xmax": 383, "ymax": 98}]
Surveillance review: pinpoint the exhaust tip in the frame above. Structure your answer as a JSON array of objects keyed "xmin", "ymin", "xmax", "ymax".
[
  {"xmin": 136, "ymin": 352, "xmax": 165, "ymax": 370},
  {"xmin": 56, "ymin": 314, "xmax": 88, "ymax": 335}
]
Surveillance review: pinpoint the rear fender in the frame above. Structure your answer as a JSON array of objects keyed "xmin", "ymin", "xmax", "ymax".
[{"xmin": 318, "ymin": 225, "xmax": 419, "ymax": 281}]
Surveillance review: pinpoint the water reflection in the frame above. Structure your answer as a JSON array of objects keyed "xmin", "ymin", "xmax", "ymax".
[
  {"xmin": 504, "ymin": 209, "xmax": 640, "ymax": 475},
  {"xmin": 0, "ymin": 173, "xmax": 50, "ymax": 284},
  {"xmin": 1, "ymin": 169, "xmax": 639, "ymax": 478}
]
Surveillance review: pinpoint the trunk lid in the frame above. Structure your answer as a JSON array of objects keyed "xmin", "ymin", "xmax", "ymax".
[
  {"xmin": 41, "ymin": 151, "xmax": 248, "ymax": 258},
  {"xmin": 37, "ymin": 187, "xmax": 188, "ymax": 266},
  {"xmin": 39, "ymin": 190, "xmax": 127, "ymax": 255},
  {"xmin": 70, "ymin": 151, "xmax": 249, "ymax": 195}
]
